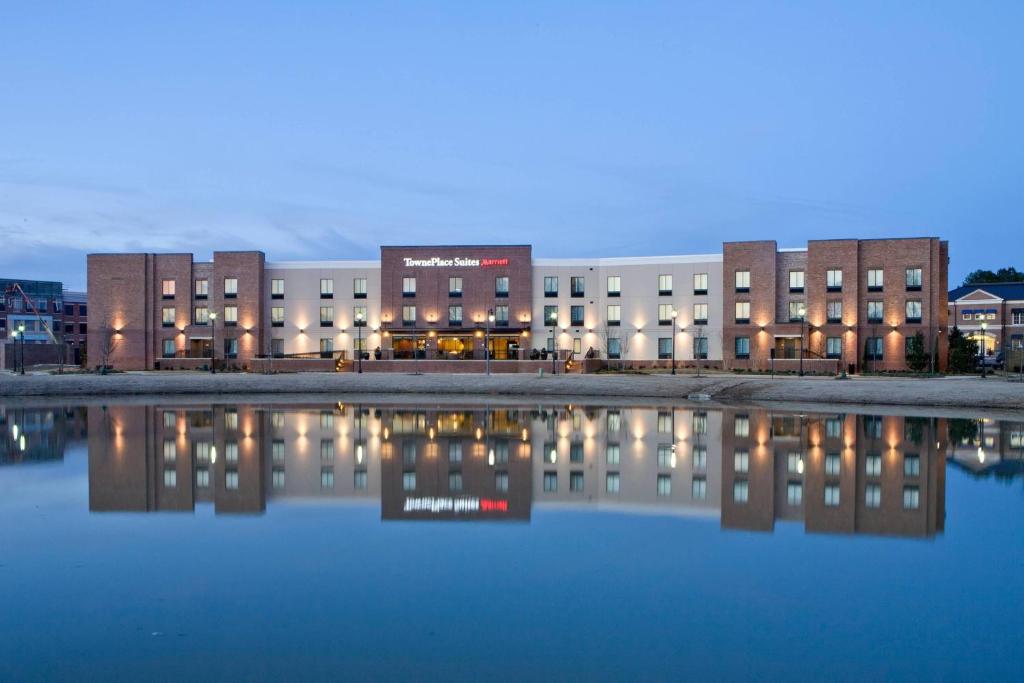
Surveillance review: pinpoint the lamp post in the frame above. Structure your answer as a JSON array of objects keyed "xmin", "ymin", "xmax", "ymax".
[
  {"xmin": 209, "ymin": 312, "xmax": 217, "ymax": 374},
  {"xmin": 356, "ymin": 311, "xmax": 364, "ymax": 373},
  {"xmin": 18, "ymin": 323, "xmax": 26, "ymax": 375},
  {"xmin": 980, "ymin": 321, "xmax": 987, "ymax": 379},
  {"xmin": 670, "ymin": 309, "xmax": 678, "ymax": 375},
  {"xmin": 11, "ymin": 328, "xmax": 21, "ymax": 375},
  {"xmin": 548, "ymin": 311, "xmax": 558, "ymax": 375},
  {"xmin": 798, "ymin": 304, "xmax": 807, "ymax": 377},
  {"xmin": 486, "ymin": 308, "xmax": 495, "ymax": 376}
]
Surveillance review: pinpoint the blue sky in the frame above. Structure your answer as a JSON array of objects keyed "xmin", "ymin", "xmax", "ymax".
[{"xmin": 1, "ymin": 1, "xmax": 1020, "ymax": 289}]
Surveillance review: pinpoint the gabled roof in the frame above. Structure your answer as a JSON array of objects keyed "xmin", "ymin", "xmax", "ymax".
[{"xmin": 949, "ymin": 282, "xmax": 1024, "ymax": 302}]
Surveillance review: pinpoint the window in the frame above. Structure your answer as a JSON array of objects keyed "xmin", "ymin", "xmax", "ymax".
[
  {"xmin": 161, "ymin": 279, "xmax": 175, "ymax": 298},
  {"xmin": 320, "ymin": 439, "xmax": 335, "ymax": 462},
  {"xmin": 162, "ymin": 307, "xmax": 176, "ymax": 327},
  {"xmin": 448, "ymin": 305, "xmax": 463, "ymax": 325},
  {"xmin": 1012, "ymin": 311, "xmax": 1024, "ymax": 325},
  {"xmin": 734, "ymin": 336, "xmax": 750, "ymax": 359},
  {"xmin": 163, "ymin": 469, "xmax": 177, "ymax": 488},
  {"xmin": 606, "ymin": 444, "xmax": 620, "ymax": 465},
  {"xmin": 195, "ymin": 279, "xmax": 208, "ymax": 298},
  {"xmin": 657, "ymin": 412, "xmax": 672, "ymax": 433},
  {"xmin": 544, "ymin": 305, "xmax": 558, "ymax": 326},
  {"xmin": 906, "ymin": 267, "xmax": 923, "ymax": 290},
  {"xmin": 402, "ymin": 305, "xmax": 416, "ymax": 325},
  {"xmin": 606, "ymin": 304, "xmax": 621, "ymax": 326},
  {"xmin": 733, "ymin": 480, "xmax": 749, "ymax": 503},
  {"xmin": 448, "ymin": 276, "xmax": 462, "ymax": 297},
  {"xmin": 904, "ymin": 454, "xmax": 920, "ymax": 477},
  {"xmin": 867, "ymin": 269, "xmax": 884, "ymax": 291},
  {"xmin": 906, "ymin": 300, "xmax": 922, "ymax": 323},
  {"xmin": 825, "ymin": 418, "xmax": 841, "ymax": 438},
  {"xmin": 607, "ymin": 411, "xmax": 621, "ymax": 432},
  {"xmin": 271, "ymin": 307, "xmax": 284, "ymax": 326},
  {"xmin": 448, "ymin": 472, "xmax": 463, "ymax": 492},
  {"xmin": 658, "ymin": 337, "xmax": 673, "ymax": 359},
  {"xmin": 162, "ymin": 439, "xmax": 176, "ymax": 463},
  {"xmin": 789, "ymin": 270, "xmax": 805, "ymax": 292},
  {"xmin": 606, "ymin": 472, "xmax": 620, "ymax": 493},
  {"xmin": 541, "ymin": 275, "xmax": 559, "ymax": 298},
  {"xmin": 689, "ymin": 477, "xmax": 706, "ymax": 500},
  {"xmin": 692, "ymin": 446, "xmax": 707, "ymax": 471},
  {"xmin": 658, "ymin": 304, "xmax": 675, "ymax": 325},
  {"xmin": 865, "ymin": 484, "xmax": 881, "ymax": 508},
  {"xmin": 826, "ymin": 269, "xmax": 843, "ymax": 291},
  {"xmin": 353, "ymin": 306, "xmax": 367, "ymax": 326},
  {"xmin": 787, "ymin": 453, "xmax": 802, "ymax": 473},
  {"xmin": 223, "ymin": 306, "xmax": 237, "ymax": 325},
  {"xmin": 903, "ymin": 486, "xmax": 920, "ymax": 510},
  {"xmin": 570, "ymin": 442, "xmax": 584, "ymax": 463},
  {"xmin": 735, "ymin": 270, "xmax": 750, "ymax": 292},
  {"xmin": 607, "ymin": 276, "xmax": 621, "ymax": 297},
  {"xmin": 402, "ymin": 277, "xmax": 416, "ymax": 296},
  {"xmin": 271, "ymin": 279, "xmax": 284, "ymax": 298},
  {"xmin": 735, "ymin": 302, "xmax": 750, "ymax": 323},
  {"xmin": 449, "ymin": 442, "xmax": 463, "ymax": 463},
  {"xmin": 866, "ymin": 453, "xmax": 882, "ymax": 476},
  {"xmin": 570, "ymin": 276, "xmax": 585, "ymax": 297},
  {"xmin": 224, "ymin": 278, "xmax": 238, "ymax": 298},
  {"xmin": 570, "ymin": 305, "xmax": 584, "ymax": 327},
  {"xmin": 865, "ymin": 415, "xmax": 883, "ymax": 439},
  {"xmin": 319, "ymin": 338, "xmax": 333, "ymax": 356},
  {"xmin": 543, "ymin": 472, "xmax": 558, "ymax": 492},
  {"xmin": 495, "ymin": 276, "xmax": 510, "ymax": 297},
  {"xmin": 693, "ymin": 272, "xmax": 708, "ymax": 294},
  {"xmin": 962, "ymin": 311, "xmax": 971, "ymax": 321},
  {"xmin": 194, "ymin": 306, "xmax": 209, "ymax": 325},
  {"xmin": 271, "ymin": 338, "xmax": 284, "ymax": 357},
  {"xmin": 570, "ymin": 471, "xmax": 584, "ymax": 492},
  {"xmin": 573, "ymin": 337, "xmax": 582, "ymax": 355},
  {"xmin": 826, "ymin": 337, "xmax": 842, "ymax": 359},
  {"xmin": 657, "ymin": 474, "xmax": 672, "ymax": 496},
  {"xmin": 693, "ymin": 336, "xmax": 708, "ymax": 359},
  {"xmin": 607, "ymin": 338, "xmax": 621, "ymax": 359},
  {"xmin": 658, "ymin": 274, "xmax": 672, "ymax": 295},
  {"xmin": 787, "ymin": 482, "xmax": 803, "ymax": 505},
  {"xmin": 824, "ymin": 484, "xmax": 840, "ymax": 507},
  {"xmin": 825, "ymin": 452, "xmax": 841, "ymax": 475},
  {"xmin": 865, "ymin": 337, "xmax": 883, "ymax": 360},
  {"xmin": 789, "ymin": 301, "xmax": 806, "ymax": 322},
  {"xmin": 402, "ymin": 471, "xmax": 416, "ymax": 491},
  {"xmin": 734, "ymin": 450, "xmax": 749, "ymax": 473},
  {"xmin": 494, "ymin": 472, "xmax": 508, "ymax": 493},
  {"xmin": 319, "ymin": 306, "xmax": 334, "ymax": 326},
  {"xmin": 315, "ymin": 279, "xmax": 332, "ymax": 299},
  {"xmin": 353, "ymin": 277, "xmax": 367, "ymax": 298},
  {"xmin": 827, "ymin": 300, "xmax": 842, "ymax": 323},
  {"xmin": 693, "ymin": 303, "xmax": 708, "ymax": 324},
  {"xmin": 734, "ymin": 415, "xmax": 750, "ymax": 437},
  {"xmin": 224, "ymin": 338, "xmax": 238, "ymax": 358},
  {"xmin": 867, "ymin": 301, "xmax": 884, "ymax": 323}
]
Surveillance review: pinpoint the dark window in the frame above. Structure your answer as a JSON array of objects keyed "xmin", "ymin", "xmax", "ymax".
[
  {"xmin": 64, "ymin": 323, "xmax": 74, "ymax": 334},
  {"xmin": 570, "ymin": 277, "xmax": 585, "ymax": 298},
  {"xmin": 570, "ymin": 305, "xmax": 584, "ymax": 327},
  {"xmin": 79, "ymin": 323, "xmax": 87, "ymax": 334}
]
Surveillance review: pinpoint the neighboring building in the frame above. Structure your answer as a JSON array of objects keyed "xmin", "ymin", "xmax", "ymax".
[
  {"xmin": 947, "ymin": 282, "xmax": 1024, "ymax": 357},
  {"xmin": 85, "ymin": 402, "xmax": 947, "ymax": 538},
  {"xmin": 87, "ymin": 238, "xmax": 946, "ymax": 372},
  {"xmin": 722, "ymin": 238, "xmax": 949, "ymax": 372},
  {"xmin": 1, "ymin": 278, "xmax": 87, "ymax": 367}
]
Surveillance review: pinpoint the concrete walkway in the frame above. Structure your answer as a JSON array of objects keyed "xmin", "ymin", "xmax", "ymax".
[{"xmin": 2, "ymin": 370, "xmax": 1023, "ymax": 410}]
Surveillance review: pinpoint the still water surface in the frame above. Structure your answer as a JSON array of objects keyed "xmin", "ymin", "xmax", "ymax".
[{"xmin": 1, "ymin": 399, "xmax": 1022, "ymax": 681}]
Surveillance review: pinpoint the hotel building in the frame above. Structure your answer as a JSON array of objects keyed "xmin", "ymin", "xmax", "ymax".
[
  {"xmin": 88, "ymin": 237, "xmax": 947, "ymax": 372},
  {"xmin": 947, "ymin": 281, "xmax": 1024, "ymax": 360}
]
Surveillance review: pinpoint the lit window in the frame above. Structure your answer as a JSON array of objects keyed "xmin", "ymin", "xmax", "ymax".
[
  {"xmin": 906, "ymin": 268, "xmax": 923, "ymax": 289},
  {"xmin": 606, "ymin": 472, "xmax": 620, "ymax": 493},
  {"xmin": 606, "ymin": 444, "xmax": 620, "ymax": 465},
  {"xmin": 271, "ymin": 307, "xmax": 284, "ymax": 324},
  {"xmin": 789, "ymin": 270, "xmax": 805, "ymax": 291},
  {"xmin": 658, "ymin": 274, "xmax": 672, "ymax": 295},
  {"xmin": 320, "ymin": 279, "xmax": 334, "ymax": 297},
  {"xmin": 787, "ymin": 482, "xmax": 803, "ymax": 505},
  {"xmin": 733, "ymin": 480, "xmax": 749, "ymax": 503},
  {"xmin": 162, "ymin": 307, "xmax": 176, "ymax": 326},
  {"xmin": 693, "ymin": 303, "xmax": 708, "ymax": 324},
  {"xmin": 448, "ymin": 305, "xmax": 463, "ymax": 325},
  {"xmin": 320, "ymin": 306, "xmax": 334, "ymax": 325},
  {"xmin": 224, "ymin": 441, "xmax": 238, "ymax": 463},
  {"xmin": 657, "ymin": 474, "xmax": 672, "ymax": 497},
  {"xmin": 735, "ymin": 270, "xmax": 750, "ymax": 291},
  {"xmin": 825, "ymin": 452, "xmax": 841, "ymax": 475},
  {"xmin": 867, "ymin": 269, "xmax": 884, "ymax": 290},
  {"xmin": 906, "ymin": 300, "xmax": 922, "ymax": 322},
  {"xmin": 735, "ymin": 302, "xmax": 750, "ymax": 323},
  {"xmin": 657, "ymin": 444, "xmax": 674, "ymax": 467},
  {"xmin": 692, "ymin": 412, "xmax": 707, "ymax": 434},
  {"xmin": 787, "ymin": 453, "xmax": 802, "ymax": 473},
  {"xmin": 607, "ymin": 304, "xmax": 621, "ymax": 325},
  {"xmin": 826, "ymin": 269, "xmax": 843, "ymax": 290},
  {"xmin": 544, "ymin": 276, "xmax": 558, "ymax": 296},
  {"xmin": 866, "ymin": 453, "xmax": 881, "ymax": 476},
  {"xmin": 734, "ymin": 415, "xmax": 749, "ymax": 437},
  {"xmin": 496, "ymin": 276, "xmax": 510, "ymax": 296},
  {"xmin": 448, "ymin": 276, "xmax": 462, "ymax": 296},
  {"xmin": 826, "ymin": 337, "xmax": 842, "ymax": 358},
  {"xmin": 163, "ymin": 439, "xmax": 176, "ymax": 463},
  {"xmin": 607, "ymin": 411, "xmax": 621, "ymax": 432},
  {"xmin": 824, "ymin": 484, "xmax": 840, "ymax": 507},
  {"xmin": 867, "ymin": 301, "xmax": 884, "ymax": 323},
  {"xmin": 163, "ymin": 469, "xmax": 177, "ymax": 488},
  {"xmin": 402, "ymin": 305, "xmax": 416, "ymax": 324},
  {"xmin": 195, "ymin": 279, "xmax": 208, "ymax": 297},
  {"xmin": 734, "ymin": 449, "xmax": 749, "ymax": 473},
  {"xmin": 271, "ymin": 279, "xmax": 285, "ymax": 297},
  {"xmin": 827, "ymin": 300, "xmax": 842, "ymax": 323},
  {"xmin": 607, "ymin": 276, "xmax": 621, "ymax": 296},
  {"xmin": 353, "ymin": 277, "xmax": 367, "ymax": 297},
  {"xmin": 224, "ymin": 306, "xmax": 237, "ymax": 324},
  {"xmin": 163, "ymin": 411, "xmax": 176, "ymax": 428},
  {"xmin": 693, "ymin": 272, "xmax": 708, "ymax": 293},
  {"xmin": 402, "ymin": 471, "xmax": 416, "ymax": 491},
  {"xmin": 658, "ymin": 304, "xmax": 675, "ymax": 324},
  {"xmin": 865, "ymin": 484, "xmax": 881, "ymax": 508},
  {"xmin": 161, "ymin": 279, "xmax": 175, "ymax": 297},
  {"xmin": 226, "ymin": 470, "xmax": 239, "ymax": 489},
  {"xmin": 194, "ymin": 306, "xmax": 209, "ymax": 325},
  {"xmin": 224, "ymin": 278, "xmax": 238, "ymax": 297},
  {"xmin": 402, "ymin": 277, "xmax": 416, "ymax": 296}
]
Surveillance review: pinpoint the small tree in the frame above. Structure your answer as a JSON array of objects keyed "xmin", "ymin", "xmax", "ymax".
[
  {"xmin": 97, "ymin": 324, "xmax": 120, "ymax": 374},
  {"xmin": 906, "ymin": 331, "xmax": 930, "ymax": 372},
  {"xmin": 948, "ymin": 326, "xmax": 978, "ymax": 373}
]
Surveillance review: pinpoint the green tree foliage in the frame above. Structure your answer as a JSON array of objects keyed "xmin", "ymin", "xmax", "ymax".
[
  {"xmin": 963, "ymin": 267, "xmax": 1024, "ymax": 285},
  {"xmin": 947, "ymin": 326, "xmax": 978, "ymax": 373},
  {"xmin": 906, "ymin": 331, "xmax": 930, "ymax": 372},
  {"xmin": 948, "ymin": 418, "xmax": 978, "ymax": 446}
]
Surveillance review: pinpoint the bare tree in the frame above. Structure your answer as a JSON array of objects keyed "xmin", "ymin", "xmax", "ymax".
[
  {"xmin": 97, "ymin": 324, "xmax": 120, "ymax": 374},
  {"xmin": 595, "ymin": 324, "xmax": 631, "ymax": 371}
]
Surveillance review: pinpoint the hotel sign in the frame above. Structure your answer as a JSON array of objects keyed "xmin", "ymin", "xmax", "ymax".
[
  {"xmin": 402, "ymin": 496, "xmax": 509, "ymax": 514},
  {"xmin": 402, "ymin": 257, "xmax": 510, "ymax": 268}
]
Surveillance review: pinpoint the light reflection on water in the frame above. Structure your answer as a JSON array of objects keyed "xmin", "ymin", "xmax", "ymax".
[{"xmin": 1, "ymin": 400, "xmax": 1022, "ymax": 680}]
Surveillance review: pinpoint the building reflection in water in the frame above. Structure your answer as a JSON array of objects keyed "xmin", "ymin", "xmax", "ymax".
[
  {"xmin": 81, "ymin": 402, "xmax": 963, "ymax": 538},
  {"xmin": 1, "ymin": 406, "xmax": 86, "ymax": 466}
]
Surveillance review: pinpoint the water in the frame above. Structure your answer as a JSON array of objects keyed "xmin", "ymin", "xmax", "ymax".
[{"xmin": 1, "ymin": 399, "xmax": 1022, "ymax": 681}]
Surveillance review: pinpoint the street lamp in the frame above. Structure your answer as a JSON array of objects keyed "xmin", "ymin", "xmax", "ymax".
[
  {"xmin": 980, "ymin": 321, "xmax": 987, "ymax": 379},
  {"xmin": 486, "ymin": 309, "xmax": 495, "ymax": 376},
  {"xmin": 798, "ymin": 304, "xmax": 807, "ymax": 377},
  {"xmin": 17, "ymin": 323, "xmax": 26, "ymax": 375},
  {"xmin": 547, "ymin": 310, "xmax": 558, "ymax": 374},
  {"xmin": 356, "ymin": 311, "xmax": 364, "ymax": 373},
  {"xmin": 670, "ymin": 309, "xmax": 678, "ymax": 375},
  {"xmin": 209, "ymin": 312, "xmax": 218, "ymax": 374}
]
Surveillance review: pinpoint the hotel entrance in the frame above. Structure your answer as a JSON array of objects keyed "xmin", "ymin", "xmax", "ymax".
[
  {"xmin": 391, "ymin": 335, "xmax": 426, "ymax": 359},
  {"xmin": 774, "ymin": 336, "xmax": 802, "ymax": 360},
  {"xmin": 488, "ymin": 335, "xmax": 521, "ymax": 360},
  {"xmin": 188, "ymin": 338, "xmax": 213, "ymax": 358},
  {"xmin": 438, "ymin": 335, "xmax": 474, "ymax": 360}
]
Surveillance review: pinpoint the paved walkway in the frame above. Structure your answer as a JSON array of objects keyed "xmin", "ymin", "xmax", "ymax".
[{"xmin": 2, "ymin": 371, "xmax": 1023, "ymax": 410}]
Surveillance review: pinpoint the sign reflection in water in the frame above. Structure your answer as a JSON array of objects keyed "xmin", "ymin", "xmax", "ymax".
[{"xmin": 74, "ymin": 401, "xmax": 1024, "ymax": 538}]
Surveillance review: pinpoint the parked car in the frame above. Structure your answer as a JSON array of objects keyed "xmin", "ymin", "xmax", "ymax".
[{"xmin": 980, "ymin": 352, "xmax": 1004, "ymax": 369}]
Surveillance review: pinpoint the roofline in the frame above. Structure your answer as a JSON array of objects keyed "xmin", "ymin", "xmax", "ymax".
[
  {"xmin": 533, "ymin": 254, "xmax": 723, "ymax": 266},
  {"xmin": 380, "ymin": 244, "xmax": 532, "ymax": 249},
  {"xmin": 266, "ymin": 260, "xmax": 381, "ymax": 269}
]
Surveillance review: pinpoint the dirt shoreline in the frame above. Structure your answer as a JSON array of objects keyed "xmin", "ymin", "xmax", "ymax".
[{"xmin": 2, "ymin": 371, "xmax": 1023, "ymax": 411}]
